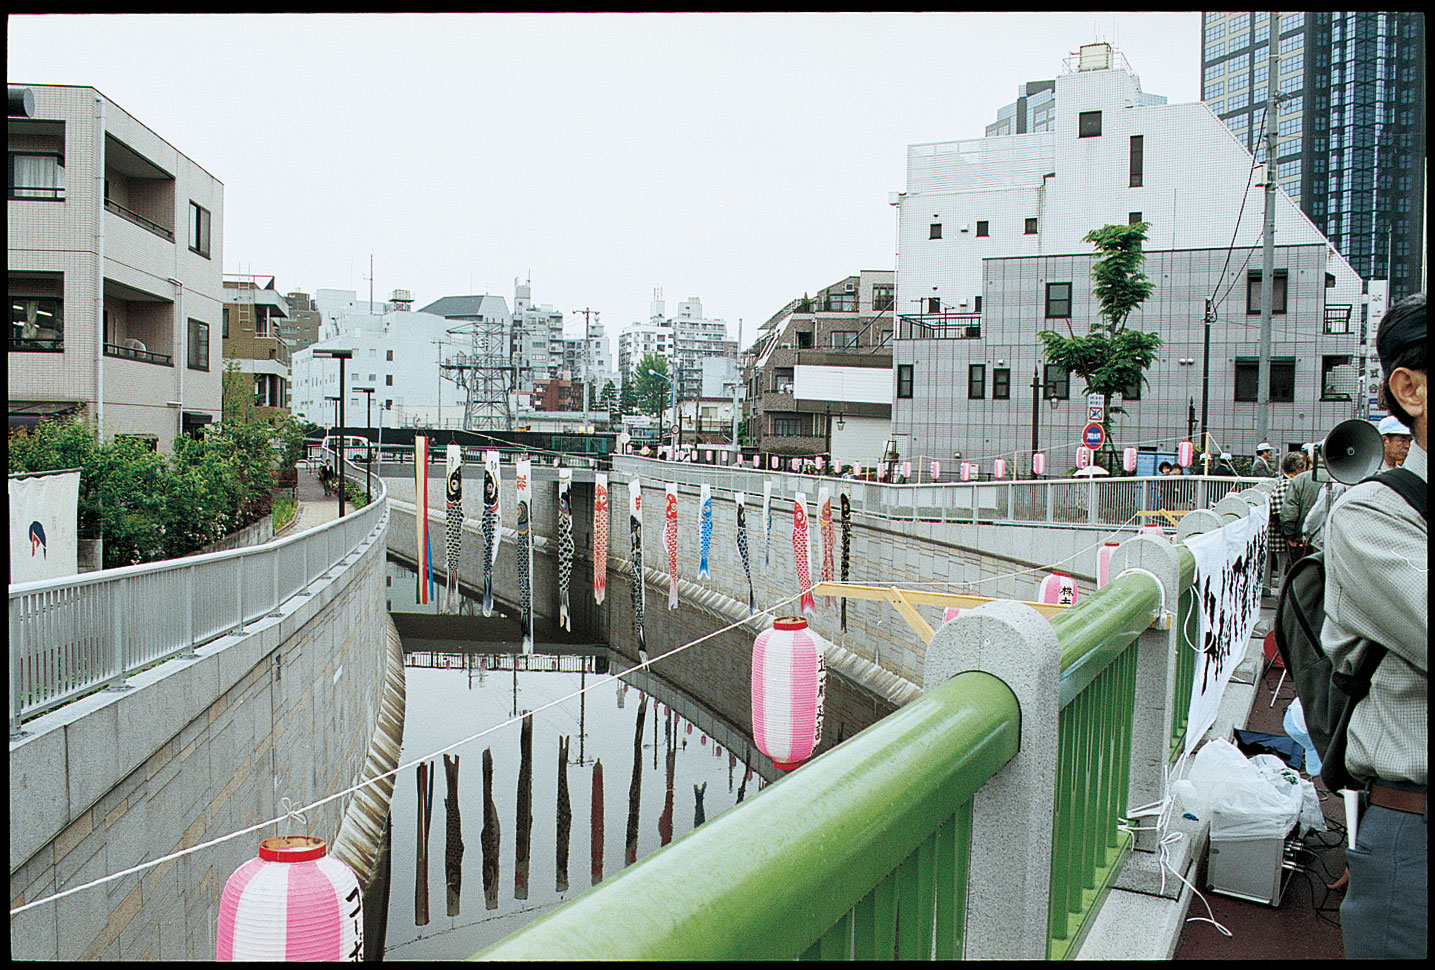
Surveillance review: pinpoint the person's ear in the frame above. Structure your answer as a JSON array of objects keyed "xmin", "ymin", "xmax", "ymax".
[{"xmin": 1388, "ymin": 367, "xmax": 1426, "ymax": 422}]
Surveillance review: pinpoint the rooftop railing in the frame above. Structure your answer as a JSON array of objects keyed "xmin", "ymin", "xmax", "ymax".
[{"xmin": 8, "ymin": 470, "xmax": 387, "ymax": 738}]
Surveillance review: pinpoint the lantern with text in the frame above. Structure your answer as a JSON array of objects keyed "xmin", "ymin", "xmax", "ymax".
[
  {"xmin": 1037, "ymin": 571, "xmax": 1079, "ymax": 606},
  {"xmin": 994, "ymin": 458, "xmax": 1006, "ymax": 479},
  {"xmin": 1140, "ymin": 522, "xmax": 1169, "ymax": 542},
  {"xmin": 1177, "ymin": 440, "xmax": 1194, "ymax": 468},
  {"xmin": 1076, "ymin": 446, "xmax": 1093, "ymax": 469},
  {"xmin": 931, "ymin": 460, "xmax": 941, "ymax": 480},
  {"xmin": 751, "ymin": 616, "xmax": 826, "ymax": 771},
  {"xmin": 901, "ymin": 460, "xmax": 912, "ymax": 479},
  {"xmin": 217, "ymin": 836, "xmax": 362, "ymax": 961},
  {"xmin": 1097, "ymin": 541, "xmax": 1120, "ymax": 588},
  {"xmin": 1123, "ymin": 447, "xmax": 1137, "ymax": 473},
  {"xmin": 705, "ymin": 450, "xmax": 713, "ymax": 462},
  {"xmin": 960, "ymin": 461, "xmax": 972, "ymax": 482},
  {"xmin": 1032, "ymin": 452, "xmax": 1046, "ymax": 477}
]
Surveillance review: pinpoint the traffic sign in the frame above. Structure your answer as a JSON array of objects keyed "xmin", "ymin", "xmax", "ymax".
[
  {"xmin": 1087, "ymin": 393, "xmax": 1104, "ymax": 422},
  {"xmin": 1082, "ymin": 422, "xmax": 1106, "ymax": 449}
]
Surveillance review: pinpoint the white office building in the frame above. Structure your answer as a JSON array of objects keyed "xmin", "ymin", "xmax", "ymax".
[{"xmin": 889, "ymin": 42, "xmax": 1364, "ymax": 476}]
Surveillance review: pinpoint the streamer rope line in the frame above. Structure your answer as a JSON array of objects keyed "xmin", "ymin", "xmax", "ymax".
[{"xmin": 10, "ymin": 587, "xmax": 807, "ymax": 918}]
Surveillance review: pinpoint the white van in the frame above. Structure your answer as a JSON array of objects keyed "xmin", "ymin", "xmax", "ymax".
[{"xmin": 322, "ymin": 434, "xmax": 372, "ymax": 464}]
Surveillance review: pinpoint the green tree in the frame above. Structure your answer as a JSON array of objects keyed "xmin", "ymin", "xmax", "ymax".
[
  {"xmin": 618, "ymin": 376, "xmax": 638, "ymax": 415},
  {"xmin": 632, "ymin": 353, "xmax": 673, "ymax": 419},
  {"xmin": 1037, "ymin": 222, "xmax": 1162, "ymax": 470}
]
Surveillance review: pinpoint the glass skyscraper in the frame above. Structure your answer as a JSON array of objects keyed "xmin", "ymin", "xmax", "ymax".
[{"xmin": 1201, "ymin": 11, "xmax": 1425, "ymax": 301}]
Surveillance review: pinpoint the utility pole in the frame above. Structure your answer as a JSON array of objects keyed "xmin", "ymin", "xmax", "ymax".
[
  {"xmin": 1256, "ymin": 20, "xmax": 1278, "ymax": 448},
  {"xmin": 573, "ymin": 307, "xmax": 600, "ymax": 433},
  {"xmin": 1201, "ymin": 299, "xmax": 1214, "ymax": 455}
]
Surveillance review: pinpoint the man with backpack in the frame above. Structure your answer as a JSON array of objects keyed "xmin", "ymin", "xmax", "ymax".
[{"xmin": 1319, "ymin": 292, "xmax": 1426, "ymax": 959}]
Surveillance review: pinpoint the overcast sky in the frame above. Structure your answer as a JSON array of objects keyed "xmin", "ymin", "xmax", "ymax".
[{"xmin": 9, "ymin": 12, "xmax": 1201, "ymax": 350}]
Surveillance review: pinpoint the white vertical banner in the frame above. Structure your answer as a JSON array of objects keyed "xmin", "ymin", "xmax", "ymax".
[
  {"xmin": 9, "ymin": 470, "xmax": 80, "ymax": 582},
  {"xmin": 1183, "ymin": 500, "xmax": 1270, "ymax": 755}
]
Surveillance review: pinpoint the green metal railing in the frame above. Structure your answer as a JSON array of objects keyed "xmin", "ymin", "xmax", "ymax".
[
  {"xmin": 475, "ymin": 670, "xmax": 1019, "ymax": 961},
  {"xmin": 1045, "ymin": 568, "xmax": 1162, "ymax": 960}
]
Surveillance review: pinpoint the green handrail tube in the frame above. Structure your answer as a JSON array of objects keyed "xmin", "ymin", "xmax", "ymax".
[
  {"xmin": 1053, "ymin": 569, "xmax": 1161, "ymax": 708},
  {"xmin": 474, "ymin": 670, "xmax": 1020, "ymax": 962}
]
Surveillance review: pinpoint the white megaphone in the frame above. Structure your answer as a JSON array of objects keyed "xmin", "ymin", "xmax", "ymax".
[{"xmin": 1316, "ymin": 419, "xmax": 1384, "ymax": 485}]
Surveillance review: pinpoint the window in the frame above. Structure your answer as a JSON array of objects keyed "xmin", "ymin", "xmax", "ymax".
[
  {"xmin": 8, "ymin": 152, "xmax": 65, "ymax": 200},
  {"xmin": 1043, "ymin": 365, "xmax": 1070, "ymax": 400},
  {"xmin": 1129, "ymin": 135, "xmax": 1144, "ymax": 187},
  {"xmin": 992, "ymin": 367, "xmax": 1011, "ymax": 400},
  {"xmin": 796, "ymin": 331, "xmax": 813, "ymax": 348},
  {"xmin": 872, "ymin": 284, "xmax": 894, "ymax": 310},
  {"xmin": 385, "ymin": 374, "xmax": 394, "ymax": 386},
  {"xmin": 897, "ymin": 364, "xmax": 914, "ymax": 399},
  {"xmin": 1079, "ymin": 110, "xmax": 1102, "ymax": 137},
  {"xmin": 1320, "ymin": 355, "xmax": 1352, "ymax": 400},
  {"xmin": 10, "ymin": 295, "xmax": 64, "ymax": 351},
  {"xmin": 830, "ymin": 330, "xmax": 856, "ymax": 349},
  {"xmin": 973, "ymin": 295, "xmax": 982, "ymax": 313},
  {"xmin": 222, "ymin": 306, "xmax": 230, "ymax": 339},
  {"xmin": 1024, "ymin": 217, "xmax": 1038, "ymax": 234},
  {"xmin": 1121, "ymin": 375, "xmax": 1141, "ymax": 400},
  {"xmin": 188, "ymin": 202, "xmax": 211, "ymax": 258},
  {"xmin": 386, "ymin": 349, "xmax": 394, "ymax": 361},
  {"xmin": 968, "ymin": 364, "xmax": 985, "ymax": 399},
  {"xmin": 929, "ymin": 223, "xmax": 942, "ymax": 239},
  {"xmin": 976, "ymin": 221, "xmax": 989, "ymax": 237},
  {"xmin": 187, "ymin": 319, "xmax": 210, "ymax": 371},
  {"xmin": 1129, "ymin": 211, "xmax": 1143, "ymax": 224},
  {"xmin": 927, "ymin": 297, "xmax": 942, "ymax": 314},
  {"xmin": 1234, "ymin": 357, "xmax": 1295, "ymax": 402},
  {"xmin": 1045, "ymin": 282, "xmax": 1072, "ymax": 318},
  {"xmin": 772, "ymin": 416, "xmax": 801, "ymax": 436},
  {"xmin": 1246, "ymin": 269, "xmax": 1288, "ymax": 314}
]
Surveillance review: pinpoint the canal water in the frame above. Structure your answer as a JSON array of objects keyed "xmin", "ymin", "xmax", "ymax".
[{"xmin": 381, "ymin": 558, "xmax": 777, "ymax": 960}]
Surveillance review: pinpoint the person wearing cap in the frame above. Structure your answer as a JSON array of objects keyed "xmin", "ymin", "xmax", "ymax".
[
  {"xmin": 1251, "ymin": 443, "xmax": 1276, "ymax": 478},
  {"xmin": 1280, "ymin": 448, "xmax": 1322, "ymax": 561},
  {"xmin": 1321, "ymin": 292, "xmax": 1426, "ymax": 959},
  {"xmin": 1210, "ymin": 452, "xmax": 1236, "ymax": 476},
  {"xmin": 1376, "ymin": 414, "xmax": 1412, "ymax": 470}
]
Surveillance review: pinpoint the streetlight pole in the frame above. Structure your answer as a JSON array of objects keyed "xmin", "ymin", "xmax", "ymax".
[
  {"xmin": 648, "ymin": 367, "xmax": 676, "ymax": 457},
  {"xmin": 314, "ymin": 348, "xmax": 354, "ymax": 518},
  {"xmin": 356, "ymin": 386, "xmax": 375, "ymax": 505}
]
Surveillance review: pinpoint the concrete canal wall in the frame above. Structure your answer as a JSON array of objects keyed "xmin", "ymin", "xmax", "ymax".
[{"xmin": 9, "ymin": 516, "xmax": 389, "ymax": 960}]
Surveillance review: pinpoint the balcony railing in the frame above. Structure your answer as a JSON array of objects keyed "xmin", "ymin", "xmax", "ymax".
[
  {"xmin": 1323, "ymin": 304, "xmax": 1353, "ymax": 335},
  {"xmin": 105, "ymin": 198, "xmax": 174, "ymax": 241},
  {"xmin": 896, "ymin": 313, "xmax": 982, "ymax": 340},
  {"xmin": 104, "ymin": 341, "xmax": 173, "ymax": 366}
]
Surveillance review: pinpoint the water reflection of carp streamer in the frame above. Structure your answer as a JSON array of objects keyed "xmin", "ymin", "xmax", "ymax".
[
  {"xmin": 628, "ymin": 478, "xmax": 647, "ymax": 660},
  {"xmin": 558, "ymin": 468, "xmax": 574, "ymax": 631},
  {"xmin": 481, "ymin": 451, "xmax": 500, "ymax": 617},
  {"xmin": 593, "ymin": 473, "xmax": 609, "ymax": 606}
]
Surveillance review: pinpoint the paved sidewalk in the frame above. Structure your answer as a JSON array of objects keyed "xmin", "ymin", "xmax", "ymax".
[{"xmin": 283, "ymin": 463, "xmax": 342, "ymax": 533}]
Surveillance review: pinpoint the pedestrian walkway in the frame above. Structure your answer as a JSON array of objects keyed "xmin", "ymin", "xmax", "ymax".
[{"xmin": 284, "ymin": 463, "xmax": 342, "ymax": 533}]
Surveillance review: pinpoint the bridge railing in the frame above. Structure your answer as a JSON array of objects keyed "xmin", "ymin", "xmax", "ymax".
[
  {"xmin": 614, "ymin": 456, "xmax": 1265, "ymax": 530},
  {"xmin": 8, "ymin": 473, "xmax": 387, "ymax": 738},
  {"xmin": 475, "ymin": 488, "xmax": 1283, "ymax": 961}
]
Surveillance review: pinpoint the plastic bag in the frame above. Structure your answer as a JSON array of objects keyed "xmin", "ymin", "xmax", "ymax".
[{"xmin": 1175, "ymin": 739, "xmax": 1303, "ymax": 841}]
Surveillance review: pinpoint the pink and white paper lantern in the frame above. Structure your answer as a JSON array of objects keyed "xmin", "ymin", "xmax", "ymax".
[
  {"xmin": 1037, "ymin": 571, "xmax": 1079, "ymax": 606},
  {"xmin": 943, "ymin": 606, "xmax": 963, "ymax": 623},
  {"xmin": 217, "ymin": 836, "xmax": 362, "ymax": 962},
  {"xmin": 1140, "ymin": 522, "xmax": 1169, "ymax": 542},
  {"xmin": 1177, "ymin": 440, "xmax": 1194, "ymax": 468},
  {"xmin": 1076, "ymin": 446, "xmax": 1093, "ymax": 469},
  {"xmin": 994, "ymin": 458, "xmax": 1006, "ymax": 479},
  {"xmin": 1123, "ymin": 447, "xmax": 1137, "ymax": 473},
  {"xmin": 751, "ymin": 616, "xmax": 826, "ymax": 771},
  {"xmin": 931, "ymin": 460, "xmax": 941, "ymax": 480},
  {"xmin": 901, "ymin": 460, "xmax": 912, "ymax": 479},
  {"xmin": 1032, "ymin": 452, "xmax": 1046, "ymax": 476},
  {"xmin": 1097, "ymin": 541, "xmax": 1120, "ymax": 588},
  {"xmin": 960, "ymin": 462, "xmax": 972, "ymax": 482}
]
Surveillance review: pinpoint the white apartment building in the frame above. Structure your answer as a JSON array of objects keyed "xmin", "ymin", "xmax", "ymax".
[
  {"xmin": 890, "ymin": 43, "xmax": 1364, "ymax": 475},
  {"xmin": 9, "ymin": 84, "xmax": 224, "ymax": 449},
  {"xmin": 291, "ymin": 309, "xmax": 494, "ymax": 431},
  {"xmin": 617, "ymin": 291, "xmax": 734, "ymax": 400}
]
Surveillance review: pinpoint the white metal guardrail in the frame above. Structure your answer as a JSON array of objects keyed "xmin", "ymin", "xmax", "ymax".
[
  {"xmin": 8, "ymin": 472, "xmax": 388, "ymax": 738},
  {"xmin": 612, "ymin": 456, "xmax": 1267, "ymax": 529}
]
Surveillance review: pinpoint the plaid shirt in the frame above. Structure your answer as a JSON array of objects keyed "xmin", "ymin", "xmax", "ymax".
[
  {"xmin": 1270, "ymin": 473, "xmax": 1293, "ymax": 518},
  {"xmin": 1321, "ymin": 444, "xmax": 1428, "ymax": 786}
]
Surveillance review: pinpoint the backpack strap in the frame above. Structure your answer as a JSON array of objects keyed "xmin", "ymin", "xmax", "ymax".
[{"xmin": 1366, "ymin": 467, "xmax": 1428, "ymax": 521}]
